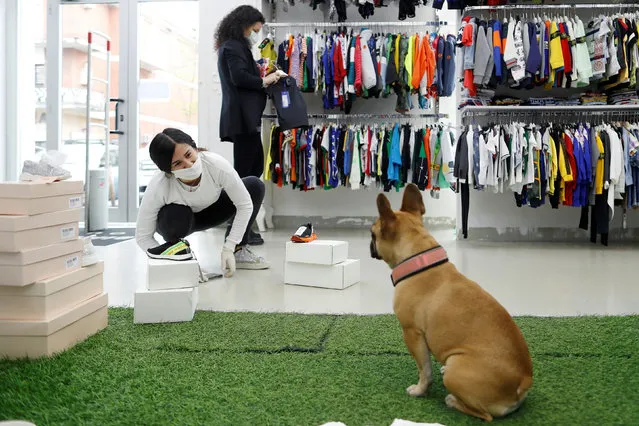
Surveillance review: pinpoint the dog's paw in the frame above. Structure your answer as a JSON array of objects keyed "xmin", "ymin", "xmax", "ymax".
[
  {"xmin": 406, "ymin": 384, "xmax": 427, "ymax": 397},
  {"xmin": 440, "ymin": 365, "xmax": 446, "ymax": 376},
  {"xmin": 445, "ymin": 394, "xmax": 458, "ymax": 408}
]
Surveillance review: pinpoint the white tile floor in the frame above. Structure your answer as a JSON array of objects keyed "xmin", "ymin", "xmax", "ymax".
[{"xmin": 98, "ymin": 227, "xmax": 639, "ymax": 317}]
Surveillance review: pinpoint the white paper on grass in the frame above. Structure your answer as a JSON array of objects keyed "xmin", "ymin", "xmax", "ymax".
[{"xmin": 318, "ymin": 421, "xmax": 445, "ymax": 426}]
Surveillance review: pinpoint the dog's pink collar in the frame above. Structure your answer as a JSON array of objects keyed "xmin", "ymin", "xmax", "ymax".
[{"xmin": 391, "ymin": 246, "xmax": 449, "ymax": 287}]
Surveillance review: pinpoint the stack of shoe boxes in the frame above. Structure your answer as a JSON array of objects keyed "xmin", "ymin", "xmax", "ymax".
[
  {"xmin": 284, "ymin": 240, "xmax": 360, "ymax": 289},
  {"xmin": 134, "ymin": 258, "xmax": 200, "ymax": 324},
  {"xmin": 0, "ymin": 181, "xmax": 108, "ymax": 359}
]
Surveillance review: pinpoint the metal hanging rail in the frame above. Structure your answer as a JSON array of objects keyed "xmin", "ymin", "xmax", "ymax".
[
  {"xmin": 262, "ymin": 113, "xmax": 449, "ymax": 120},
  {"xmin": 460, "ymin": 105, "xmax": 639, "ymax": 115},
  {"xmin": 464, "ymin": 2, "xmax": 639, "ymax": 11},
  {"xmin": 264, "ymin": 21, "xmax": 447, "ymax": 28}
]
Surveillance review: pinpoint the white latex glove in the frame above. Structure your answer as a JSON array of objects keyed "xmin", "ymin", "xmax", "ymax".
[{"xmin": 221, "ymin": 241, "xmax": 236, "ymax": 278}]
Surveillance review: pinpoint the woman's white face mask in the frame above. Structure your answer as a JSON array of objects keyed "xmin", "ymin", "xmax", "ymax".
[
  {"xmin": 248, "ymin": 30, "xmax": 261, "ymax": 46},
  {"xmin": 172, "ymin": 154, "xmax": 202, "ymax": 181}
]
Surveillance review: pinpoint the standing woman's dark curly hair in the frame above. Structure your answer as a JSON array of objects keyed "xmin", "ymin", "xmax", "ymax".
[{"xmin": 214, "ymin": 5, "xmax": 265, "ymax": 50}]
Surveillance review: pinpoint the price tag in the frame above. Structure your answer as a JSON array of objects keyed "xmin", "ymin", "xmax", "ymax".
[
  {"xmin": 66, "ymin": 256, "xmax": 80, "ymax": 270},
  {"xmin": 68, "ymin": 196, "xmax": 82, "ymax": 209},
  {"xmin": 282, "ymin": 91, "xmax": 290, "ymax": 109},
  {"xmin": 61, "ymin": 226, "xmax": 76, "ymax": 240}
]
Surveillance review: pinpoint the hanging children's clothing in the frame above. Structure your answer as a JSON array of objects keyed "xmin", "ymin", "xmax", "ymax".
[
  {"xmin": 262, "ymin": 28, "xmax": 457, "ymax": 114},
  {"xmin": 265, "ymin": 122, "xmax": 456, "ymax": 195},
  {"xmin": 454, "ymin": 120, "xmax": 639, "ymax": 245},
  {"xmin": 455, "ymin": 12, "xmax": 639, "ymax": 103}
]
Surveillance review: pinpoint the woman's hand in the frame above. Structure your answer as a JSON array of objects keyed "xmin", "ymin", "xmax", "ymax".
[
  {"xmin": 221, "ymin": 241, "xmax": 236, "ymax": 278},
  {"xmin": 262, "ymin": 72, "xmax": 280, "ymax": 87}
]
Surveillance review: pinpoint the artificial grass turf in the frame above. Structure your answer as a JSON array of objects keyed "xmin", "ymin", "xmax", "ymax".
[{"xmin": 1, "ymin": 310, "xmax": 638, "ymax": 426}]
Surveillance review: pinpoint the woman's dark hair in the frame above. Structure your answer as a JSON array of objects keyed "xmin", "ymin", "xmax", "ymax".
[
  {"xmin": 149, "ymin": 128, "xmax": 200, "ymax": 173},
  {"xmin": 214, "ymin": 5, "xmax": 265, "ymax": 50}
]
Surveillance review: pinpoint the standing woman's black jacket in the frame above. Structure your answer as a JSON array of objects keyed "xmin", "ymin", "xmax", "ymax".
[{"xmin": 217, "ymin": 39, "xmax": 267, "ymax": 142}]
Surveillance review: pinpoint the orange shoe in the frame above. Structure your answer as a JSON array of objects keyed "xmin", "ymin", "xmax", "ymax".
[{"xmin": 291, "ymin": 223, "xmax": 317, "ymax": 243}]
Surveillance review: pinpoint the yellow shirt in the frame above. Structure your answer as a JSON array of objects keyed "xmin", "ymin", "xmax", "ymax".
[
  {"xmin": 549, "ymin": 134, "xmax": 558, "ymax": 195},
  {"xmin": 595, "ymin": 133, "xmax": 605, "ymax": 195},
  {"xmin": 264, "ymin": 125, "xmax": 276, "ymax": 181}
]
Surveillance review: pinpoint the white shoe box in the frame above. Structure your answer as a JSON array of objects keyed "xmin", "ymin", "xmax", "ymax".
[
  {"xmin": 0, "ymin": 208, "xmax": 82, "ymax": 252},
  {"xmin": 147, "ymin": 258, "xmax": 200, "ymax": 291},
  {"xmin": 0, "ymin": 293, "xmax": 108, "ymax": 359},
  {"xmin": 134, "ymin": 287, "xmax": 198, "ymax": 324},
  {"xmin": 0, "ymin": 180, "xmax": 84, "ymax": 215},
  {"xmin": 0, "ymin": 239, "xmax": 83, "ymax": 287},
  {"xmin": 285, "ymin": 240, "xmax": 348, "ymax": 265},
  {"xmin": 0, "ymin": 262, "xmax": 104, "ymax": 321},
  {"xmin": 284, "ymin": 259, "xmax": 360, "ymax": 290}
]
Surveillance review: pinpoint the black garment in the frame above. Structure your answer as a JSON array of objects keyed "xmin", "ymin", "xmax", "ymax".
[
  {"xmin": 217, "ymin": 40, "xmax": 267, "ymax": 142},
  {"xmin": 454, "ymin": 129, "xmax": 469, "ymax": 182},
  {"xmin": 398, "ymin": 0, "xmax": 416, "ymax": 20},
  {"xmin": 266, "ymin": 76, "xmax": 309, "ymax": 131},
  {"xmin": 400, "ymin": 124, "xmax": 412, "ymax": 185},
  {"xmin": 460, "ymin": 183, "xmax": 470, "ymax": 239},
  {"xmin": 233, "ymin": 132, "xmax": 264, "ymax": 178},
  {"xmin": 156, "ymin": 176, "xmax": 265, "ymax": 247}
]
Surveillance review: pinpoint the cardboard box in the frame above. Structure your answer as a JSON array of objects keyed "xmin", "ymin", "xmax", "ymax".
[
  {"xmin": 147, "ymin": 258, "xmax": 200, "ymax": 291},
  {"xmin": 0, "ymin": 180, "xmax": 83, "ymax": 199},
  {"xmin": 284, "ymin": 259, "xmax": 360, "ymax": 290},
  {"xmin": 0, "ymin": 209, "xmax": 81, "ymax": 251},
  {"xmin": 0, "ymin": 293, "xmax": 108, "ymax": 359},
  {"xmin": 285, "ymin": 240, "xmax": 349, "ymax": 266},
  {"xmin": 0, "ymin": 193, "xmax": 84, "ymax": 216},
  {"xmin": 0, "ymin": 239, "xmax": 83, "ymax": 287},
  {"xmin": 0, "ymin": 262, "xmax": 104, "ymax": 321},
  {"xmin": 134, "ymin": 287, "xmax": 198, "ymax": 324}
]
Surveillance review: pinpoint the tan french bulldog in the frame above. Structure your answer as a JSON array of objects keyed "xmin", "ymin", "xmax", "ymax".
[{"xmin": 370, "ymin": 183, "xmax": 533, "ymax": 422}]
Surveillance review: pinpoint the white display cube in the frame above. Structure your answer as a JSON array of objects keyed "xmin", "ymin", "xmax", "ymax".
[
  {"xmin": 284, "ymin": 259, "xmax": 360, "ymax": 290},
  {"xmin": 285, "ymin": 240, "xmax": 348, "ymax": 266}
]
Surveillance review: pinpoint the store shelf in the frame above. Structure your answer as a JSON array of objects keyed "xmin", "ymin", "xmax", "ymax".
[
  {"xmin": 262, "ymin": 112, "xmax": 448, "ymax": 120},
  {"xmin": 264, "ymin": 21, "xmax": 447, "ymax": 28},
  {"xmin": 464, "ymin": 3, "xmax": 639, "ymax": 12}
]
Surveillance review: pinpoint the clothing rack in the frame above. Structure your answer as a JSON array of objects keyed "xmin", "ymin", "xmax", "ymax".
[
  {"xmin": 461, "ymin": 105, "xmax": 639, "ymax": 116},
  {"xmin": 463, "ymin": 3, "xmax": 639, "ymax": 12},
  {"xmin": 262, "ymin": 113, "xmax": 448, "ymax": 120},
  {"xmin": 263, "ymin": 21, "xmax": 448, "ymax": 28}
]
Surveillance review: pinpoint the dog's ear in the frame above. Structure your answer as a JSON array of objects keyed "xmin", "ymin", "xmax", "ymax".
[
  {"xmin": 400, "ymin": 183, "xmax": 425, "ymax": 216},
  {"xmin": 376, "ymin": 193, "xmax": 396, "ymax": 223}
]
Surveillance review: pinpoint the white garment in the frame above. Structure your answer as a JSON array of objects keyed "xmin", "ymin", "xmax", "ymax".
[
  {"xmin": 504, "ymin": 19, "xmax": 526, "ymax": 82},
  {"xmin": 466, "ymin": 127, "xmax": 475, "ymax": 187},
  {"xmin": 351, "ymin": 127, "xmax": 361, "ymax": 190},
  {"xmin": 360, "ymin": 30, "xmax": 378, "ymax": 90},
  {"xmin": 440, "ymin": 128, "xmax": 455, "ymax": 185},
  {"xmin": 498, "ymin": 127, "xmax": 510, "ymax": 193},
  {"xmin": 135, "ymin": 152, "xmax": 253, "ymax": 251},
  {"xmin": 478, "ymin": 132, "xmax": 490, "ymax": 186},
  {"xmin": 606, "ymin": 126, "xmax": 623, "ymax": 219}
]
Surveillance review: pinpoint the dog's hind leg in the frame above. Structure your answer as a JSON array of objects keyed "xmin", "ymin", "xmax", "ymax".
[
  {"xmin": 402, "ymin": 327, "xmax": 432, "ymax": 397},
  {"xmin": 442, "ymin": 357, "xmax": 496, "ymax": 422}
]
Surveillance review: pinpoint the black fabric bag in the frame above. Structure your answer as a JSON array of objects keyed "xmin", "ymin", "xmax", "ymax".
[{"xmin": 266, "ymin": 76, "xmax": 309, "ymax": 131}]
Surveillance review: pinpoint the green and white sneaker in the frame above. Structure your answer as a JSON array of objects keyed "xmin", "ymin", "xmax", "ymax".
[
  {"xmin": 234, "ymin": 246, "xmax": 270, "ymax": 270},
  {"xmin": 147, "ymin": 240, "xmax": 193, "ymax": 261}
]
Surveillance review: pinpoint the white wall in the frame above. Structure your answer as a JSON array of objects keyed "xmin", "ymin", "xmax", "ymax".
[
  {"xmin": 0, "ymin": 0, "xmax": 6, "ymax": 182},
  {"xmin": 198, "ymin": 0, "xmax": 458, "ymax": 226}
]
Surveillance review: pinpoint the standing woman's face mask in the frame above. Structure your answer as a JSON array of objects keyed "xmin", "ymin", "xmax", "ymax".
[{"xmin": 247, "ymin": 22, "xmax": 263, "ymax": 46}]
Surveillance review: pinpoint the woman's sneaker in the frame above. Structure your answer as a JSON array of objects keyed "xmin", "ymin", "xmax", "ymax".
[
  {"xmin": 234, "ymin": 246, "xmax": 270, "ymax": 270},
  {"xmin": 147, "ymin": 240, "xmax": 193, "ymax": 261}
]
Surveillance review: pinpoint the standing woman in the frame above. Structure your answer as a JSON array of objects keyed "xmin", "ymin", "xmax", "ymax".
[{"xmin": 215, "ymin": 5, "xmax": 284, "ymax": 245}]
